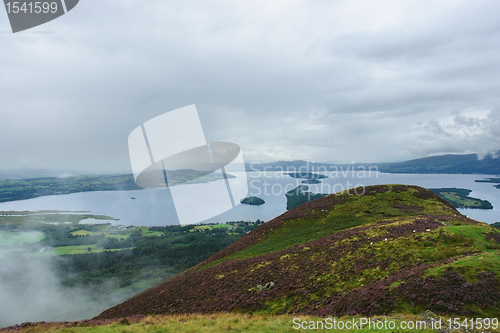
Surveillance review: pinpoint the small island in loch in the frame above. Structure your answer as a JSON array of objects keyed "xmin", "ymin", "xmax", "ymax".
[
  {"xmin": 285, "ymin": 185, "xmax": 327, "ymax": 210},
  {"xmin": 430, "ymin": 188, "xmax": 493, "ymax": 209},
  {"xmin": 301, "ymin": 179, "xmax": 322, "ymax": 184},
  {"xmin": 240, "ymin": 197, "xmax": 265, "ymax": 206},
  {"xmin": 285, "ymin": 172, "xmax": 327, "ymax": 180},
  {"xmin": 476, "ymin": 177, "xmax": 500, "ymax": 189}
]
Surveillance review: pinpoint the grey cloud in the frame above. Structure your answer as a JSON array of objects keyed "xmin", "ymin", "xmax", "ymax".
[
  {"xmin": 0, "ymin": 0, "xmax": 500, "ymax": 171},
  {"xmin": 409, "ymin": 109, "xmax": 500, "ymax": 156}
]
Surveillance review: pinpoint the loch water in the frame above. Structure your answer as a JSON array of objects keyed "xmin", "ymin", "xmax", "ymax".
[{"xmin": 0, "ymin": 172, "xmax": 497, "ymax": 225}]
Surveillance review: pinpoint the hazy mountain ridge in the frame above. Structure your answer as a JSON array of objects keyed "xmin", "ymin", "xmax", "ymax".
[
  {"xmin": 96, "ymin": 185, "xmax": 500, "ymax": 319},
  {"xmin": 378, "ymin": 151, "xmax": 500, "ymax": 174},
  {"xmin": 247, "ymin": 151, "xmax": 500, "ymax": 175}
]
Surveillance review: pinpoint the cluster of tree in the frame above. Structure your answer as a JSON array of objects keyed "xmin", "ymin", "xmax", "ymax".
[
  {"xmin": 240, "ymin": 197, "xmax": 265, "ymax": 206},
  {"xmin": 36, "ymin": 224, "xmax": 133, "ymax": 248},
  {"xmin": 52, "ymin": 221, "xmax": 264, "ymax": 290},
  {"xmin": 0, "ymin": 220, "xmax": 264, "ymax": 295},
  {"xmin": 39, "ymin": 225, "xmax": 105, "ymax": 247},
  {"xmin": 475, "ymin": 177, "xmax": 500, "ymax": 184},
  {"xmin": 96, "ymin": 230, "xmax": 141, "ymax": 249}
]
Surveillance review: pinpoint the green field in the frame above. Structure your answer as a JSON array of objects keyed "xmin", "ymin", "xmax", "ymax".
[
  {"xmin": 107, "ymin": 233, "xmax": 130, "ymax": 240},
  {"xmin": 0, "ymin": 215, "xmax": 135, "ymax": 258},
  {"xmin": 0, "ymin": 230, "xmax": 44, "ymax": 246},
  {"xmin": 70, "ymin": 229, "xmax": 130, "ymax": 240},
  {"xmin": 139, "ymin": 227, "xmax": 164, "ymax": 236},
  {"xmin": 31, "ymin": 244, "xmax": 129, "ymax": 256},
  {"xmin": 0, "ymin": 219, "xmax": 250, "ymax": 260},
  {"xmin": 70, "ymin": 230, "xmax": 102, "ymax": 236},
  {"xmin": 51, "ymin": 244, "xmax": 104, "ymax": 255},
  {"xmin": 212, "ymin": 224, "xmax": 233, "ymax": 229},
  {"xmin": 192, "ymin": 224, "xmax": 233, "ymax": 232}
]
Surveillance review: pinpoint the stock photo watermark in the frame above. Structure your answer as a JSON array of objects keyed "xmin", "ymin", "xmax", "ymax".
[
  {"xmin": 128, "ymin": 105, "xmax": 248, "ymax": 225},
  {"xmin": 247, "ymin": 161, "xmax": 379, "ymax": 180},
  {"xmin": 127, "ymin": 105, "xmax": 381, "ymax": 225},
  {"xmin": 247, "ymin": 178, "xmax": 369, "ymax": 198},
  {"xmin": 292, "ymin": 317, "xmax": 499, "ymax": 331},
  {"xmin": 246, "ymin": 161, "xmax": 379, "ymax": 198},
  {"xmin": 3, "ymin": 0, "xmax": 79, "ymax": 33}
]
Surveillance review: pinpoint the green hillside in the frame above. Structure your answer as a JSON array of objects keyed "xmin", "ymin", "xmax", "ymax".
[{"xmin": 95, "ymin": 185, "xmax": 500, "ymax": 320}]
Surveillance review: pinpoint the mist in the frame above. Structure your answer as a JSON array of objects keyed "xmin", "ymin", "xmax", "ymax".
[{"xmin": 0, "ymin": 251, "xmax": 130, "ymax": 328}]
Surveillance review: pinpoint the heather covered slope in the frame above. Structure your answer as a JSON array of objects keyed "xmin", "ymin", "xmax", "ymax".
[{"xmin": 96, "ymin": 185, "xmax": 500, "ymax": 320}]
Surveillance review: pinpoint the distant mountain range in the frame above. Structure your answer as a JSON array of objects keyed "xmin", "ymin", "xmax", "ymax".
[
  {"xmin": 247, "ymin": 151, "xmax": 500, "ymax": 175},
  {"xmin": 0, "ymin": 169, "xmax": 86, "ymax": 180},
  {"xmin": 1, "ymin": 151, "xmax": 498, "ymax": 182},
  {"xmin": 377, "ymin": 152, "xmax": 500, "ymax": 174}
]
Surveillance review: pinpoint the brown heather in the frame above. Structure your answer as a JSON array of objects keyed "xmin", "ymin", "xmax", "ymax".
[{"xmin": 94, "ymin": 185, "xmax": 500, "ymax": 320}]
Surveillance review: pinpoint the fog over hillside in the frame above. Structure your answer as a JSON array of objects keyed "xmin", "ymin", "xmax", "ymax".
[{"xmin": 0, "ymin": 252, "xmax": 125, "ymax": 327}]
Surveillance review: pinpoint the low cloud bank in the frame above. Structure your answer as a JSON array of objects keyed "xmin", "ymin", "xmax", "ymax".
[{"xmin": 0, "ymin": 251, "xmax": 128, "ymax": 328}]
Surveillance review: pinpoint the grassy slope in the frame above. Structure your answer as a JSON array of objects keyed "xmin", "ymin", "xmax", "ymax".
[
  {"xmin": 95, "ymin": 185, "xmax": 500, "ymax": 320},
  {"xmin": 1, "ymin": 313, "xmax": 459, "ymax": 333}
]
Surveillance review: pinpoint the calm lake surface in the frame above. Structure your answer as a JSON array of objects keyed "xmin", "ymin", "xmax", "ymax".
[{"xmin": 0, "ymin": 172, "xmax": 498, "ymax": 225}]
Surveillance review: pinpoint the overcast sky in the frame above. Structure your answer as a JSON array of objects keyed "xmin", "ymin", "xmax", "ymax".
[{"xmin": 1, "ymin": 0, "xmax": 499, "ymax": 173}]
